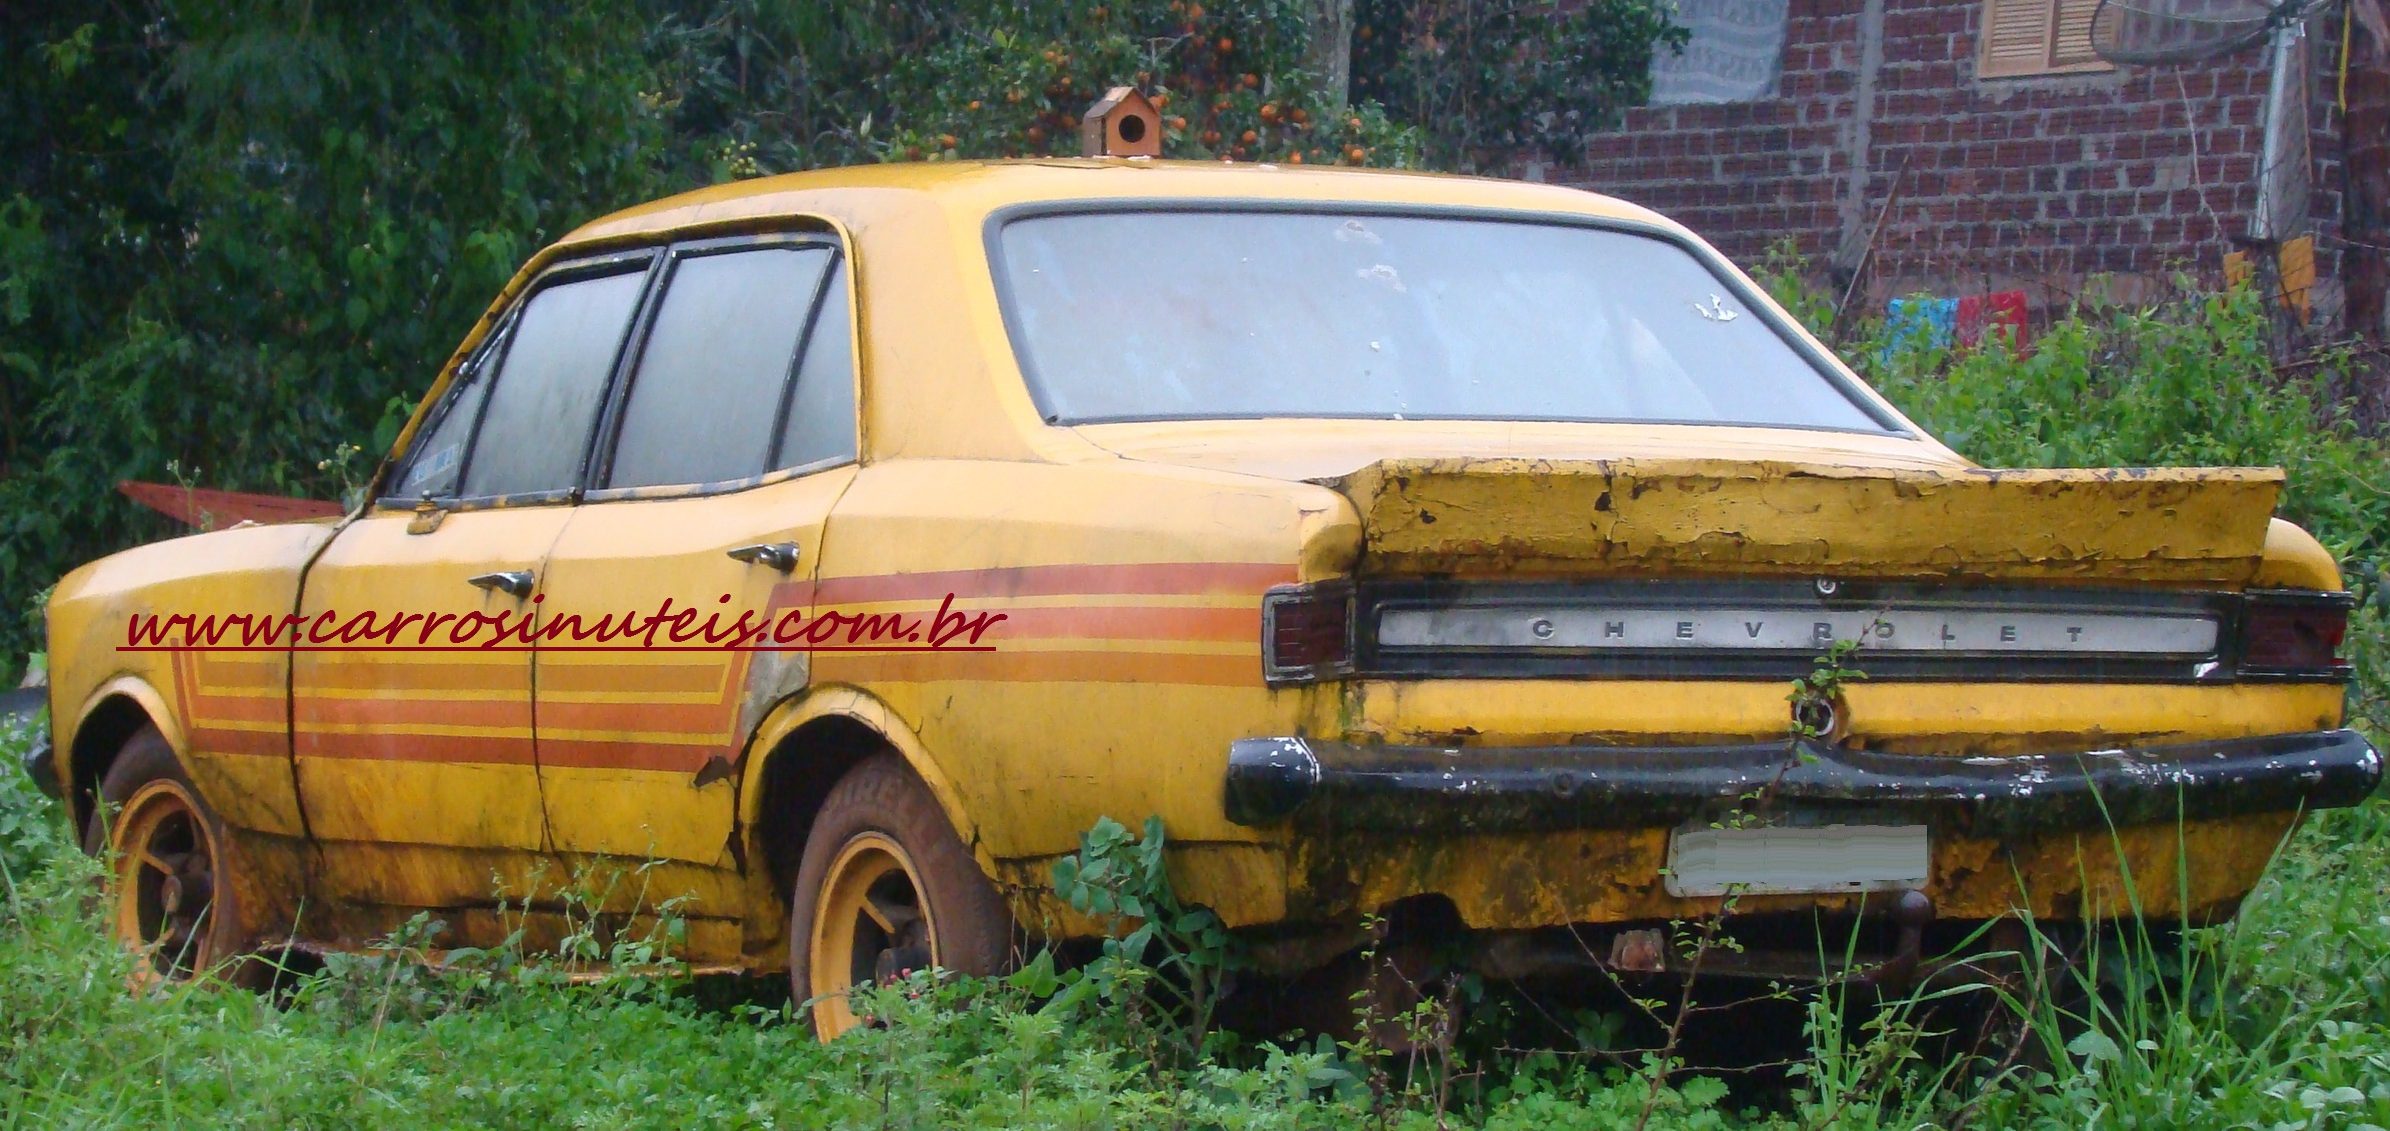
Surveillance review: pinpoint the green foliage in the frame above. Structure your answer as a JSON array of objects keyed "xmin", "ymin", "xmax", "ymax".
[
  {"xmin": 647, "ymin": 0, "xmax": 1420, "ymax": 169},
  {"xmin": 0, "ymin": 3, "xmax": 677, "ymax": 678},
  {"xmin": 1351, "ymin": 0, "xmax": 1690, "ymax": 171},
  {"xmin": 649, "ymin": 0, "xmax": 1680, "ymax": 172},
  {"xmin": 0, "ymin": 708, "xmax": 67, "ymax": 897},
  {"xmin": 1050, "ymin": 813, "xmax": 1243, "ymax": 1062},
  {"xmin": 1788, "ymin": 636, "xmax": 1868, "ymax": 741}
]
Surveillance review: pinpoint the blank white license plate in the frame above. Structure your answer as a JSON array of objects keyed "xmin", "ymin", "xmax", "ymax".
[{"xmin": 1664, "ymin": 822, "xmax": 1930, "ymax": 897}]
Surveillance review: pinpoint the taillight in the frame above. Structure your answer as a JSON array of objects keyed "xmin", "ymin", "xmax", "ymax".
[
  {"xmin": 1261, "ymin": 582, "xmax": 1353, "ymax": 684},
  {"xmin": 2237, "ymin": 591, "xmax": 2352, "ymax": 678}
]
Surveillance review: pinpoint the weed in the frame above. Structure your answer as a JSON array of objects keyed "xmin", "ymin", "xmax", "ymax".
[{"xmin": 1050, "ymin": 813, "xmax": 1245, "ymax": 1068}]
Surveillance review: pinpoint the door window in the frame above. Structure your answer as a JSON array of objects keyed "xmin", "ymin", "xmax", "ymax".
[
  {"xmin": 461, "ymin": 267, "xmax": 649, "ymax": 498},
  {"xmin": 608, "ymin": 247, "xmax": 836, "ymax": 488}
]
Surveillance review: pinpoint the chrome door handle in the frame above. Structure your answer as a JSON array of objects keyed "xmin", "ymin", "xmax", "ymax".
[
  {"xmin": 467, "ymin": 569, "xmax": 537, "ymax": 599},
  {"xmin": 726, "ymin": 542, "xmax": 801, "ymax": 573}
]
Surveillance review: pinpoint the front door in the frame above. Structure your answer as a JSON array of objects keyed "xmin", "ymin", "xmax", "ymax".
[
  {"xmin": 294, "ymin": 251, "xmax": 655, "ymax": 937},
  {"xmin": 529, "ymin": 236, "xmax": 859, "ymax": 953}
]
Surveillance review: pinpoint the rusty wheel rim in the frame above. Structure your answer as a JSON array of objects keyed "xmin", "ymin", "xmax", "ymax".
[
  {"xmin": 809, "ymin": 832, "xmax": 936, "ymax": 1038},
  {"xmin": 109, "ymin": 779, "xmax": 220, "ymax": 980}
]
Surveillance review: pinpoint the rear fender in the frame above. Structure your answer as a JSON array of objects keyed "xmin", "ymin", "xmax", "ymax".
[{"xmin": 734, "ymin": 684, "xmax": 987, "ymax": 961}]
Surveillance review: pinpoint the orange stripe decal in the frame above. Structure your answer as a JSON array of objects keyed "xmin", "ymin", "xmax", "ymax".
[{"xmin": 173, "ymin": 560, "xmax": 1287, "ymax": 769}]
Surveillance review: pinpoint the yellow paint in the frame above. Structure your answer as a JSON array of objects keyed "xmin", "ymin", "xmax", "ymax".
[
  {"xmin": 533, "ymin": 467, "xmax": 857, "ymax": 890},
  {"xmin": 2281, "ymin": 235, "xmax": 2317, "ymax": 321},
  {"xmin": 1347, "ymin": 680, "xmax": 2345, "ymax": 753},
  {"xmin": 1331, "ymin": 458, "xmax": 2285, "ymax": 584},
  {"xmin": 2224, "ymin": 238, "xmax": 2318, "ymax": 322},
  {"xmin": 41, "ymin": 160, "xmax": 2358, "ymax": 975}
]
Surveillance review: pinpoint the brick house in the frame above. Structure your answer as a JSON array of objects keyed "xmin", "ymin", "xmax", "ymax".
[{"xmin": 1565, "ymin": 0, "xmax": 2390, "ymax": 339}]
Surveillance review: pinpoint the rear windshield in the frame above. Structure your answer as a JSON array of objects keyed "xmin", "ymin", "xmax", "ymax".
[{"xmin": 992, "ymin": 209, "xmax": 1889, "ymax": 432}]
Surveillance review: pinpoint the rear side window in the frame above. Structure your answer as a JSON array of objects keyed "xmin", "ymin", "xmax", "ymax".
[
  {"xmin": 777, "ymin": 259, "xmax": 858, "ymax": 470},
  {"xmin": 608, "ymin": 247, "xmax": 835, "ymax": 488},
  {"xmin": 461, "ymin": 267, "xmax": 648, "ymax": 498}
]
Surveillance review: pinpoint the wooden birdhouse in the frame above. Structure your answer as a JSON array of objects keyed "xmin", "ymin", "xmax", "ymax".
[{"xmin": 1080, "ymin": 86, "xmax": 1162, "ymax": 158}]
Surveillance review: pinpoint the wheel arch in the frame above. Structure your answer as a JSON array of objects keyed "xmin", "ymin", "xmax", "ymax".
[
  {"xmin": 737, "ymin": 685, "xmax": 991, "ymax": 934},
  {"xmin": 64, "ymin": 676, "xmax": 184, "ymax": 840}
]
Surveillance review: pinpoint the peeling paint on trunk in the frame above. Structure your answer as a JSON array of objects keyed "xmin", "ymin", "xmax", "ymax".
[{"xmin": 1325, "ymin": 458, "xmax": 2285, "ymax": 583}]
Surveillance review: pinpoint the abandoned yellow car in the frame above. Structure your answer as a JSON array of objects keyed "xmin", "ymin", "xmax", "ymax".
[{"xmin": 29, "ymin": 158, "xmax": 2379, "ymax": 1036}]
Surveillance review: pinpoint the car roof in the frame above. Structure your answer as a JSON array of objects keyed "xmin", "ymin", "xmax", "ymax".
[{"xmin": 555, "ymin": 159, "xmax": 1682, "ymax": 250}]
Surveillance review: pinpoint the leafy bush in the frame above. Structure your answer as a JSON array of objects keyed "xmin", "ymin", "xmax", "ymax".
[{"xmin": 0, "ymin": 708, "xmax": 67, "ymax": 897}]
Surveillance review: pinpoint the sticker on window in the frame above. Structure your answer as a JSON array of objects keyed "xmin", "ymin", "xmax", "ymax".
[{"xmin": 403, "ymin": 444, "xmax": 461, "ymax": 493}]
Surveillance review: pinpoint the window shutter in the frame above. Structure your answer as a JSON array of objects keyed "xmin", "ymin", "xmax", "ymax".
[
  {"xmin": 1979, "ymin": 0, "xmax": 2114, "ymax": 77},
  {"xmin": 1980, "ymin": 0, "xmax": 2057, "ymax": 76},
  {"xmin": 2050, "ymin": 0, "xmax": 2105, "ymax": 66}
]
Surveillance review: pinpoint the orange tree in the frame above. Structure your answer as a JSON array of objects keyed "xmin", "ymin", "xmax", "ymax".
[{"xmin": 644, "ymin": 0, "xmax": 1682, "ymax": 174}]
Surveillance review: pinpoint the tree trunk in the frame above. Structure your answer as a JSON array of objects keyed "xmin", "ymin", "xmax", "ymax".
[{"xmin": 1305, "ymin": 0, "xmax": 1354, "ymax": 113}]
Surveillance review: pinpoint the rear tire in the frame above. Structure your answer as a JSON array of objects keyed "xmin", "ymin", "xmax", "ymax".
[
  {"xmin": 88, "ymin": 725, "xmax": 256, "ymax": 984},
  {"xmin": 787, "ymin": 754, "xmax": 1015, "ymax": 1038}
]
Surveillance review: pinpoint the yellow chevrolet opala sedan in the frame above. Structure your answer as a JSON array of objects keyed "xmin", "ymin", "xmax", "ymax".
[{"xmin": 29, "ymin": 160, "xmax": 2379, "ymax": 1037}]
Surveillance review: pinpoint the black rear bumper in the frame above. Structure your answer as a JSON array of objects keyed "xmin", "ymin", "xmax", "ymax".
[{"xmin": 1223, "ymin": 729, "xmax": 2382, "ymax": 835}]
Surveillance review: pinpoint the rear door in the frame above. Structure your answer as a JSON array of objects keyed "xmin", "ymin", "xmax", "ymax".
[
  {"xmin": 530, "ymin": 234, "xmax": 859, "ymax": 928},
  {"xmin": 293, "ymin": 251, "xmax": 655, "ymax": 926}
]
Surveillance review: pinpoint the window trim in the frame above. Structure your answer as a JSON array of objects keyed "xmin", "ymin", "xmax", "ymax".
[
  {"xmin": 578, "ymin": 228, "xmax": 862, "ymax": 505},
  {"xmin": 980, "ymin": 200, "xmax": 1910, "ymax": 436},
  {"xmin": 385, "ymin": 311, "xmax": 516, "ymax": 504}
]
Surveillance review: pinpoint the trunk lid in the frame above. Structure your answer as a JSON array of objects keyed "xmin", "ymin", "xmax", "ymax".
[{"xmin": 1321, "ymin": 457, "xmax": 2284, "ymax": 586}]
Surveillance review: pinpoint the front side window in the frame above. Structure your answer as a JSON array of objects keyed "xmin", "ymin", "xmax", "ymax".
[
  {"xmin": 607, "ymin": 246, "xmax": 835, "ymax": 489},
  {"xmin": 993, "ymin": 210, "xmax": 1889, "ymax": 433},
  {"xmin": 393, "ymin": 322, "xmax": 508, "ymax": 499},
  {"xmin": 461, "ymin": 266, "xmax": 649, "ymax": 498}
]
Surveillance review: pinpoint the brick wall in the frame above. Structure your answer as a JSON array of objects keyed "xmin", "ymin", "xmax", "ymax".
[{"xmin": 1567, "ymin": 0, "xmax": 2355, "ymax": 320}]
